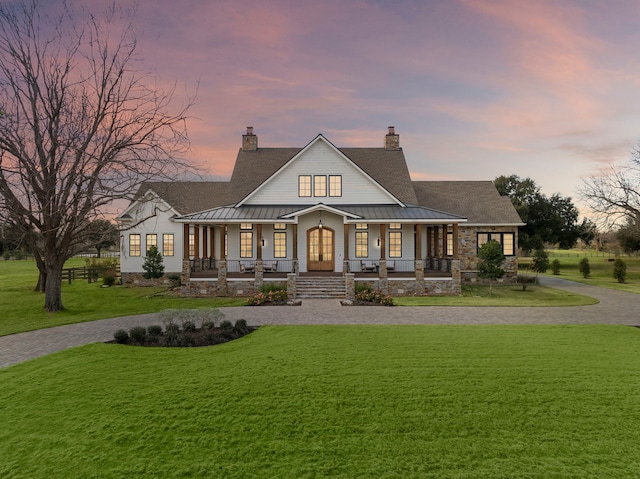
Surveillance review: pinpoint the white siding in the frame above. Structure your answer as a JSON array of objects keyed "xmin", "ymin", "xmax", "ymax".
[
  {"xmin": 119, "ymin": 199, "xmax": 184, "ymax": 273},
  {"xmin": 246, "ymin": 140, "xmax": 396, "ymax": 205}
]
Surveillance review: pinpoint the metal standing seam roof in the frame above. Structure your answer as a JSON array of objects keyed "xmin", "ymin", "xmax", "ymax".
[{"xmin": 174, "ymin": 204, "xmax": 467, "ymax": 223}]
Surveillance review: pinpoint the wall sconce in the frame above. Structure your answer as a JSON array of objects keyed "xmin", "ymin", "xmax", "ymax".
[
  {"xmin": 261, "ymin": 237, "xmax": 265, "ymax": 247},
  {"xmin": 377, "ymin": 237, "xmax": 381, "ymax": 247}
]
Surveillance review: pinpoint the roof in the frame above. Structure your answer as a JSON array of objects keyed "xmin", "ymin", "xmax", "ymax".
[
  {"xmin": 175, "ymin": 204, "xmax": 466, "ymax": 223},
  {"xmin": 413, "ymin": 181, "xmax": 524, "ymax": 225},
  {"xmin": 227, "ymin": 146, "xmax": 418, "ymax": 205},
  {"xmin": 131, "ymin": 181, "xmax": 230, "ymax": 215}
]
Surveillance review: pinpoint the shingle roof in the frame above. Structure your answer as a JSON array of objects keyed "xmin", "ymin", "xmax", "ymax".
[
  {"xmin": 227, "ymin": 146, "xmax": 418, "ymax": 205},
  {"xmin": 134, "ymin": 181, "xmax": 230, "ymax": 215},
  {"xmin": 413, "ymin": 181, "xmax": 524, "ymax": 225}
]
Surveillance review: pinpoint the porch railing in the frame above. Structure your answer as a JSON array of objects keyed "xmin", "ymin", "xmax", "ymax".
[{"xmin": 424, "ymin": 257, "xmax": 452, "ymax": 273}]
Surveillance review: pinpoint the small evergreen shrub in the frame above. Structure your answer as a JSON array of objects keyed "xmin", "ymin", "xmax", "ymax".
[
  {"xmin": 142, "ymin": 245, "xmax": 164, "ymax": 279},
  {"xmin": 220, "ymin": 320, "xmax": 235, "ymax": 339},
  {"xmin": 578, "ymin": 257, "xmax": 591, "ymax": 278},
  {"xmin": 355, "ymin": 283, "xmax": 372, "ymax": 294},
  {"xmin": 516, "ymin": 274, "xmax": 537, "ymax": 291},
  {"xmin": 613, "ymin": 258, "xmax": 627, "ymax": 283},
  {"xmin": 551, "ymin": 259, "xmax": 561, "ymax": 275},
  {"xmin": 147, "ymin": 325, "xmax": 162, "ymax": 336},
  {"xmin": 234, "ymin": 319, "xmax": 249, "ymax": 335},
  {"xmin": 201, "ymin": 318, "xmax": 216, "ymax": 330},
  {"xmin": 182, "ymin": 320, "xmax": 196, "ymax": 332},
  {"xmin": 167, "ymin": 274, "xmax": 181, "ymax": 288},
  {"xmin": 129, "ymin": 326, "xmax": 147, "ymax": 343},
  {"xmin": 114, "ymin": 329, "xmax": 129, "ymax": 344}
]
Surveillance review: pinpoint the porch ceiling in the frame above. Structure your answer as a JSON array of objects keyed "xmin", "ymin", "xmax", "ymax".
[{"xmin": 174, "ymin": 204, "xmax": 466, "ymax": 223}]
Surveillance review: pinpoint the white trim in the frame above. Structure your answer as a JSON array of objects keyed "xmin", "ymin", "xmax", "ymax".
[
  {"xmin": 236, "ymin": 134, "xmax": 405, "ymax": 207},
  {"xmin": 281, "ymin": 203, "xmax": 362, "ymax": 220},
  {"xmin": 464, "ymin": 223, "xmax": 525, "ymax": 227},
  {"xmin": 116, "ymin": 189, "xmax": 178, "ymax": 222}
]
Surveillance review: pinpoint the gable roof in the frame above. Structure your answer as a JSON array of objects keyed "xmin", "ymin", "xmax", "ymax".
[
  {"xmin": 413, "ymin": 181, "xmax": 524, "ymax": 225},
  {"xmin": 226, "ymin": 144, "xmax": 418, "ymax": 205},
  {"xmin": 131, "ymin": 181, "xmax": 230, "ymax": 216}
]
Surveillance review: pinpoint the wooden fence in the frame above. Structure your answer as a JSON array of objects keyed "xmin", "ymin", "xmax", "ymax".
[{"xmin": 61, "ymin": 266, "xmax": 119, "ymax": 284}]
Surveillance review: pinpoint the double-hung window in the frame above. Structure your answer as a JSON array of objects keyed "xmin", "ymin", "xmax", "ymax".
[
  {"xmin": 146, "ymin": 234, "xmax": 157, "ymax": 253},
  {"xmin": 299, "ymin": 175, "xmax": 311, "ymax": 197},
  {"xmin": 355, "ymin": 224, "xmax": 368, "ymax": 258},
  {"xmin": 329, "ymin": 175, "xmax": 342, "ymax": 197},
  {"xmin": 240, "ymin": 223, "xmax": 253, "ymax": 258},
  {"xmin": 314, "ymin": 175, "xmax": 327, "ymax": 197},
  {"xmin": 129, "ymin": 234, "xmax": 141, "ymax": 257},
  {"xmin": 388, "ymin": 223, "xmax": 402, "ymax": 258},
  {"xmin": 163, "ymin": 234, "xmax": 174, "ymax": 256}
]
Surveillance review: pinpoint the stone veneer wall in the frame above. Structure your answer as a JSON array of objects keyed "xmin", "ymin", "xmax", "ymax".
[
  {"xmin": 121, "ymin": 272, "xmax": 178, "ymax": 287},
  {"xmin": 181, "ymin": 279, "xmax": 287, "ymax": 297},
  {"xmin": 457, "ymin": 225, "xmax": 519, "ymax": 284}
]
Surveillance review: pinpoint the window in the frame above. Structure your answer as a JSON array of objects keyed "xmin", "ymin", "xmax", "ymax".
[
  {"xmin": 163, "ymin": 234, "xmax": 174, "ymax": 256},
  {"xmin": 188, "ymin": 233, "xmax": 195, "ymax": 257},
  {"xmin": 355, "ymin": 231, "xmax": 369, "ymax": 258},
  {"xmin": 129, "ymin": 234, "xmax": 141, "ymax": 257},
  {"xmin": 314, "ymin": 175, "xmax": 327, "ymax": 197},
  {"xmin": 240, "ymin": 232, "xmax": 253, "ymax": 258},
  {"xmin": 146, "ymin": 234, "xmax": 157, "ymax": 253},
  {"xmin": 477, "ymin": 232, "xmax": 516, "ymax": 256},
  {"xmin": 446, "ymin": 233, "xmax": 454, "ymax": 256},
  {"xmin": 389, "ymin": 231, "xmax": 402, "ymax": 258},
  {"xmin": 274, "ymin": 232, "xmax": 287, "ymax": 258},
  {"xmin": 355, "ymin": 223, "xmax": 367, "ymax": 230},
  {"xmin": 273, "ymin": 223, "xmax": 287, "ymax": 230},
  {"xmin": 389, "ymin": 223, "xmax": 401, "ymax": 230},
  {"xmin": 329, "ymin": 175, "xmax": 342, "ymax": 197},
  {"xmin": 240, "ymin": 223, "xmax": 253, "ymax": 230},
  {"xmin": 299, "ymin": 175, "xmax": 311, "ymax": 197}
]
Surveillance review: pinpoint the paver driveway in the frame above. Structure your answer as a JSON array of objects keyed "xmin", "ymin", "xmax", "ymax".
[{"xmin": 0, "ymin": 277, "xmax": 637, "ymax": 369}]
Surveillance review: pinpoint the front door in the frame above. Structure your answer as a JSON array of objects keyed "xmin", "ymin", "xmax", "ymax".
[{"xmin": 307, "ymin": 227, "xmax": 334, "ymax": 271}]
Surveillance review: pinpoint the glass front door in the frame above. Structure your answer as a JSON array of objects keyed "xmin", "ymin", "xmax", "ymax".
[{"xmin": 307, "ymin": 227, "xmax": 334, "ymax": 271}]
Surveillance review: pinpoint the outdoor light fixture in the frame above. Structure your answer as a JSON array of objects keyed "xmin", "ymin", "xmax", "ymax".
[
  {"xmin": 318, "ymin": 212, "xmax": 323, "ymax": 229},
  {"xmin": 377, "ymin": 237, "xmax": 381, "ymax": 247},
  {"xmin": 261, "ymin": 238, "xmax": 265, "ymax": 247}
]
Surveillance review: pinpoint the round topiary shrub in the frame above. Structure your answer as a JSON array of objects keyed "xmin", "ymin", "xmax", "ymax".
[
  {"xmin": 129, "ymin": 326, "xmax": 147, "ymax": 343},
  {"xmin": 147, "ymin": 324, "xmax": 162, "ymax": 336},
  {"xmin": 234, "ymin": 319, "xmax": 249, "ymax": 335},
  {"xmin": 114, "ymin": 329, "xmax": 129, "ymax": 344}
]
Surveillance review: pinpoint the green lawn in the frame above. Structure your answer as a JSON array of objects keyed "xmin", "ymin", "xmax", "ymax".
[
  {"xmin": 2, "ymin": 325, "xmax": 640, "ymax": 478},
  {"xmin": 0, "ymin": 259, "xmax": 244, "ymax": 337},
  {"xmin": 520, "ymin": 250, "xmax": 640, "ymax": 294},
  {"xmin": 395, "ymin": 284, "xmax": 597, "ymax": 306}
]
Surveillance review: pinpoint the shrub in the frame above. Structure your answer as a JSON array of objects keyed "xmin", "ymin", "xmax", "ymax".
[
  {"xmin": 182, "ymin": 320, "xmax": 196, "ymax": 332},
  {"xmin": 259, "ymin": 283, "xmax": 286, "ymax": 294},
  {"xmin": 234, "ymin": 319, "xmax": 249, "ymax": 335},
  {"xmin": 147, "ymin": 325, "xmax": 162, "ymax": 336},
  {"xmin": 578, "ymin": 257, "xmax": 591, "ymax": 279},
  {"xmin": 551, "ymin": 259, "xmax": 561, "ymax": 275},
  {"xmin": 102, "ymin": 270, "xmax": 117, "ymax": 286},
  {"xmin": 167, "ymin": 274, "xmax": 181, "ymax": 288},
  {"xmin": 114, "ymin": 329, "xmax": 129, "ymax": 344},
  {"xmin": 355, "ymin": 283, "xmax": 372, "ymax": 294},
  {"xmin": 354, "ymin": 289, "xmax": 394, "ymax": 306},
  {"xmin": 220, "ymin": 320, "xmax": 235, "ymax": 339},
  {"xmin": 201, "ymin": 318, "xmax": 216, "ymax": 330},
  {"xmin": 142, "ymin": 245, "xmax": 164, "ymax": 279},
  {"xmin": 613, "ymin": 258, "xmax": 627, "ymax": 283},
  {"xmin": 246, "ymin": 288, "xmax": 288, "ymax": 305},
  {"xmin": 516, "ymin": 274, "xmax": 537, "ymax": 291},
  {"xmin": 129, "ymin": 326, "xmax": 147, "ymax": 343},
  {"xmin": 530, "ymin": 248, "xmax": 549, "ymax": 276}
]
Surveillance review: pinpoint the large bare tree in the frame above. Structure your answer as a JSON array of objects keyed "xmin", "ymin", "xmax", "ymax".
[
  {"xmin": 580, "ymin": 145, "xmax": 640, "ymax": 227},
  {"xmin": 0, "ymin": 1, "xmax": 193, "ymax": 311}
]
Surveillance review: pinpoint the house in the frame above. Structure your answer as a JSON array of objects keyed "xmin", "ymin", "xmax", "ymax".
[{"xmin": 117, "ymin": 127, "xmax": 524, "ymax": 298}]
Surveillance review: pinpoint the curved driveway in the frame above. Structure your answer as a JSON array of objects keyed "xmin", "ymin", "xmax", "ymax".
[{"xmin": 1, "ymin": 277, "xmax": 637, "ymax": 369}]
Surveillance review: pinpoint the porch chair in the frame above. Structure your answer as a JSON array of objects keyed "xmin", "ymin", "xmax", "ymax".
[
  {"xmin": 361, "ymin": 260, "xmax": 377, "ymax": 273},
  {"xmin": 386, "ymin": 260, "xmax": 395, "ymax": 272},
  {"xmin": 239, "ymin": 260, "xmax": 255, "ymax": 273},
  {"xmin": 263, "ymin": 260, "xmax": 278, "ymax": 272}
]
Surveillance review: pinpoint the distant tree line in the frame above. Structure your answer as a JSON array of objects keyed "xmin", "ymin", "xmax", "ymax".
[{"xmin": 494, "ymin": 175, "xmax": 595, "ymax": 252}]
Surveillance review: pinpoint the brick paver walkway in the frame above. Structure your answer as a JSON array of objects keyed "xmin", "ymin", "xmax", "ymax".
[{"xmin": 1, "ymin": 277, "xmax": 637, "ymax": 369}]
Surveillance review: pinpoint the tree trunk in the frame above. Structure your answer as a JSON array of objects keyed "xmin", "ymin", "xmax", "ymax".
[
  {"xmin": 96, "ymin": 247, "xmax": 102, "ymax": 258},
  {"xmin": 34, "ymin": 269, "xmax": 47, "ymax": 293},
  {"xmin": 44, "ymin": 264, "xmax": 64, "ymax": 312}
]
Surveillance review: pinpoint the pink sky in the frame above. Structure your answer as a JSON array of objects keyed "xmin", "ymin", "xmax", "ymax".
[{"xmin": 74, "ymin": 0, "xmax": 640, "ymax": 212}]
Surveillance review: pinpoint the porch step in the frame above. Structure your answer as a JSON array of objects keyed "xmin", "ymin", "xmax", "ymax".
[{"xmin": 296, "ymin": 276, "xmax": 346, "ymax": 299}]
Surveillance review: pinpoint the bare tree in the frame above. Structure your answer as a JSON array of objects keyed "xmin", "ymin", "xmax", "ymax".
[
  {"xmin": 580, "ymin": 145, "xmax": 640, "ymax": 227},
  {"xmin": 0, "ymin": 1, "xmax": 193, "ymax": 311}
]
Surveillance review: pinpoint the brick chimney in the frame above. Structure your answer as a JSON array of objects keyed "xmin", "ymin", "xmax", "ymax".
[
  {"xmin": 384, "ymin": 126, "xmax": 399, "ymax": 150},
  {"xmin": 242, "ymin": 126, "xmax": 258, "ymax": 151}
]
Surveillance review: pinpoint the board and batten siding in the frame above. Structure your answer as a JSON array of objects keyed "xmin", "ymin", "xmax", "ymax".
[{"xmin": 245, "ymin": 140, "xmax": 397, "ymax": 205}]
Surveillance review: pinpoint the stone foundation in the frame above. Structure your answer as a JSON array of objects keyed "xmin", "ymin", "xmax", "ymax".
[{"xmin": 121, "ymin": 272, "xmax": 178, "ymax": 287}]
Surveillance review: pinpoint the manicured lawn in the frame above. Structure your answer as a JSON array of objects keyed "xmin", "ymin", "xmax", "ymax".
[
  {"xmin": 0, "ymin": 259, "xmax": 244, "ymax": 337},
  {"xmin": 520, "ymin": 250, "xmax": 640, "ymax": 294},
  {"xmin": 2, "ymin": 325, "xmax": 640, "ymax": 478},
  {"xmin": 395, "ymin": 284, "xmax": 597, "ymax": 306}
]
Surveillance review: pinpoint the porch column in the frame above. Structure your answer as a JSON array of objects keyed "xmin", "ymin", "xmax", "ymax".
[
  {"xmin": 343, "ymin": 224, "xmax": 350, "ymax": 273},
  {"xmin": 210, "ymin": 226, "xmax": 215, "ymax": 259},
  {"xmin": 292, "ymin": 224, "xmax": 298, "ymax": 273},
  {"xmin": 426, "ymin": 226, "xmax": 432, "ymax": 258},
  {"xmin": 416, "ymin": 224, "xmax": 422, "ymax": 259},
  {"xmin": 183, "ymin": 224, "xmax": 190, "ymax": 260},
  {"xmin": 202, "ymin": 227, "xmax": 208, "ymax": 258},
  {"xmin": 220, "ymin": 225, "xmax": 226, "ymax": 259},
  {"xmin": 256, "ymin": 224, "xmax": 263, "ymax": 260},
  {"xmin": 452, "ymin": 223, "xmax": 459, "ymax": 259},
  {"xmin": 194, "ymin": 226, "xmax": 200, "ymax": 260},
  {"xmin": 379, "ymin": 224, "xmax": 386, "ymax": 260},
  {"xmin": 433, "ymin": 225, "xmax": 440, "ymax": 258}
]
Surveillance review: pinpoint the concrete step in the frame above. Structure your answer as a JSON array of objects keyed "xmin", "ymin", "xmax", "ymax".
[{"xmin": 296, "ymin": 276, "xmax": 346, "ymax": 299}]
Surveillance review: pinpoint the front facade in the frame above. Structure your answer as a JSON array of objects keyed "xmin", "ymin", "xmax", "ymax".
[{"xmin": 117, "ymin": 127, "xmax": 523, "ymax": 298}]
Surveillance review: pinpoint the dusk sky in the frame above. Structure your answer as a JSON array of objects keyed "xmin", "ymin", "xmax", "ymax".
[{"xmin": 78, "ymin": 0, "xmax": 640, "ymax": 213}]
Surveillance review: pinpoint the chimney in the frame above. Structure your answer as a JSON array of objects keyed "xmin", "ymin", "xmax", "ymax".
[
  {"xmin": 384, "ymin": 126, "xmax": 399, "ymax": 150},
  {"xmin": 242, "ymin": 126, "xmax": 258, "ymax": 151}
]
